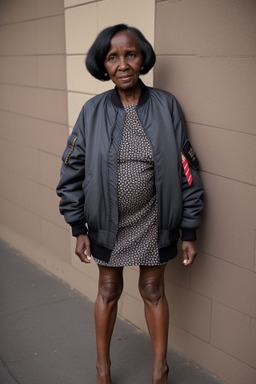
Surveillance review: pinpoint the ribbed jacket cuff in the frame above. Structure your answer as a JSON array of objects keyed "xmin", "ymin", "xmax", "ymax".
[
  {"xmin": 181, "ymin": 229, "xmax": 197, "ymax": 241},
  {"xmin": 71, "ymin": 223, "xmax": 87, "ymax": 237}
]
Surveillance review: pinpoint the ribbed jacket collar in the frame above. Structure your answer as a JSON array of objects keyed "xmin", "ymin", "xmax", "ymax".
[{"xmin": 110, "ymin": 78, "xmax": 150, "ymax": 108}]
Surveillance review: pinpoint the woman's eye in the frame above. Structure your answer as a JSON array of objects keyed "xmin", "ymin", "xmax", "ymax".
[
  {"xmin": 108, "ymin": 56, "xmax": 116, "ymax": 61},
  {"xmin": 127, "ymin": 53, "xmax": 135, "ymax": 58}
]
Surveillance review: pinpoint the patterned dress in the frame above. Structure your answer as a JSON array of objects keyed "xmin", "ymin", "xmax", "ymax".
[{"xmin": 94, "ymin": 105, "xmax": 163, "ymax": 267}]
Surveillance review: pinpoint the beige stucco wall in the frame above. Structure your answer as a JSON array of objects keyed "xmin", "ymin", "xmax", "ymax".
[
  {"xmin": 0, "ymin": 1, "xmax": 71, "ymax": 261},
  {"xmin": 0, "ymin": 1, "xmax": 255, "ymax": 383}
]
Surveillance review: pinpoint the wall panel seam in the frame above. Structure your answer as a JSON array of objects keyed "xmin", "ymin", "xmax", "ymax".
[
  {"xmin": 0, "ymin": 54, "xmax": 66, "ymax": 58},
  {"xmin": 185, "ymin": 121, "xmax": 256, "ymax": 137},
  {"xmin": 0, "ymin": 83, "xmax": 67, "ymax": 91},
  {"xmin": 195, "ymin": 249, "xmax": 255, "ymax": 273},
  {"xmin": 0, "ymin": 109, "xmax": 67, "ymax": 125},
  {"xmin": 172, "ymin": 322, "xmax": 256, "ymax": 369},
  {"xmin": 170, "ymin": 322, "xmax": 213, "ymax": 345},
  {"xmin": 214, "ymin": 301, "xmax": 256, "ymax": 320},
  {"xmin": 64, "ymin": 0, "xmax": 104, "ymax": 10},
  {"xmin": 156, "ymin": 53, "xmax": 256, "ymax": 59},
  {"xmin": 0, "ymin": 171, "xmax": 58, "ymax": 190},
  {"xmin": 0, "ymin": 111, "xmax": 68, "ymax": 128},
  {"xmin": 0, "ymin": 196, "xmax": 40, "ymax": 216},
  {"xmin": 0, "ymin": 195, "xmax": 68, "ymax": 232},
  {"xmin": 0, "ymin": 14, "xmax": 65, "ymax": 27},
  {"xmin": 199, "ymin": 170, "xmax": 256, "ymax": 187}
]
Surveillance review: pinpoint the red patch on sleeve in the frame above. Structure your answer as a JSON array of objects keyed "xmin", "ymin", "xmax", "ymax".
[{"xmin": 181, "ymin": 152, "xmax": 193, "ymax": 186}]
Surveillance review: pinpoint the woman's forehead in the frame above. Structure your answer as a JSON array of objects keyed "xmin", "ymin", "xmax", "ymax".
[{"xmin": 109, "ymin": 30, "xmax": 140, "ymax": 50}]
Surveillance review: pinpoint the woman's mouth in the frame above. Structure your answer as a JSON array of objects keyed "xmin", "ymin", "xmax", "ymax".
[{"xmin": 118, "ymin": 75, "xmax": 132, "ymax": 81}]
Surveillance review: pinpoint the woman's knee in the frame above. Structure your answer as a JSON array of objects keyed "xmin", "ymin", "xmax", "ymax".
[
  {"xmin": 99, "ymin": 280, "xmax": 123, "ymax": 304},
  {"xmin": 139, "ymin": 279, "xmax": 164, "ymax": 306},
  {"xmin": 98, "ymin": 268, "xmax": 123, "ymax": 304}
]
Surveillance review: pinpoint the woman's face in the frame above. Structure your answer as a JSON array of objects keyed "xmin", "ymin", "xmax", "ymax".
[{"xmin": 104, "ymin": 30, "xmax": 143, "ymax": 91}]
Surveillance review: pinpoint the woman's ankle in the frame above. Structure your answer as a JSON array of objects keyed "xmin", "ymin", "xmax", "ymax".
[
  {"xmin": 152, "ymin": 360, "xmax": 169, "ymax": 382},
  {"xmin": 96, "ymin": 360, "xmax": 111, "ymax": 384}
]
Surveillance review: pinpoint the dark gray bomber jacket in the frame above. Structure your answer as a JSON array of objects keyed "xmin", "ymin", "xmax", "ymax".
[{"xmin": 56, "ymin": 80, "xmax": 204, "ymax": 263}]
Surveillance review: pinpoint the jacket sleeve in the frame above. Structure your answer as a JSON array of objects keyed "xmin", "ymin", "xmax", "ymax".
[
  {"xmin": 56, "ymin": 108, "xmax": 87, "ymax": 236},
  {"xmin": 173, "ymin": 100, "xmax": 204, "ymax": 241}
]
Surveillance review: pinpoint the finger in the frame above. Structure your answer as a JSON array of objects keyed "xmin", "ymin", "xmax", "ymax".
[
  {"xmin": 75, "ymin": 248, "xmax": 91, "ymax": 263},
  {"xmin": 83, "ymin": 250, "xmax": 92, "ymax": 263},
  {"xmin": 79, "ymin": 252, "xmax": 91, "ymax": 263},
  {"xmin": 183, "ymin": 258, "xmax": 193, "ymax": 266},
  {"xmin": 182, "ymin": 251, "xmax": 189, "ymax": 265},
  {"xmin": 85, "ymin": 242, "xmax": 92, "ymax": 259},
  {"xmin": 82, "ymin": 243, "xmax": 92, "ymax": 263},
  {"xmin": 183, "ymin": 252, "xmax": 196, "ymax": 266},
  {"xmin": 82, "ymin": 255, "xmax": 92, "ymax": 263}
]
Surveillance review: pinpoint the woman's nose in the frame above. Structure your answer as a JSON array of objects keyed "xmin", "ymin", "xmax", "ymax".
[{"xmin": 118, "ymin": 57, "xmax": 128, "ymax": 70}]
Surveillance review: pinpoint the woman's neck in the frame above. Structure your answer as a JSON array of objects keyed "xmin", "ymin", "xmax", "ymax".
[{"xmin": 118, "ymin": 84, "xmax": 141, "ymax": 106}]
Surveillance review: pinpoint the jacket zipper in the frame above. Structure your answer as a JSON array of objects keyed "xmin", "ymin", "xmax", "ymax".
[{"xmin": 64, "ymin": 135, "xmax": 78, "ymax": 164}]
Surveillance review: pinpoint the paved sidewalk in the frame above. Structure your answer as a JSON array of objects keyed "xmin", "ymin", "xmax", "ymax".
[{"xmin": 0, "ymin": 239, "xmax": 225, "ymax": 384}]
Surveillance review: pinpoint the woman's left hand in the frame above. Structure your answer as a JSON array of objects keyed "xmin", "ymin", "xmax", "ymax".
[{"xmin": 182, "ymin": 241, "xmax": 198, "ymax": 266}]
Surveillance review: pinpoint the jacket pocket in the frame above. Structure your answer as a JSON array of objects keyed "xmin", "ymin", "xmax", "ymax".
[
  {"xmin": 82, "ymin": 174, "xmax": 92, "ymax": 191},
  {"xmin": 82, "ymin": 174, "xmax": 92, "ymax": 223},
  {"xmin": 62, "ymin": 133, "xmax": 78, "ymax": 165}
]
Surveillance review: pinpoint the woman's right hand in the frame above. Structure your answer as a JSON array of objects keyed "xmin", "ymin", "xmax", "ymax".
[{"xmin": 75, "ymin": 234, "xmax": 92, "ymax": 263}]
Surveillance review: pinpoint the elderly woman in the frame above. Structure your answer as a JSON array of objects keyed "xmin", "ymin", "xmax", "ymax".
[{"xmin": 57, "ymin": 24, "xmax": 203, "ymax": 384}]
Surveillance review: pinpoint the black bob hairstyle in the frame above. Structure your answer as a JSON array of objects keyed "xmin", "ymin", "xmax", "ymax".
[{"xmin": 86, "ymin": 24, "xmax": 156, "ymax": 81}]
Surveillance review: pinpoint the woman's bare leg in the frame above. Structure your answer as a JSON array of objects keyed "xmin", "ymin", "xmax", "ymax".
[
  {"xmin": 139, "ymin": 264, "xmax": 169, "ymax": 384},
  {"xmin": 94, "ymin": 265, "xmax": 124, "ymax": 384}
]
